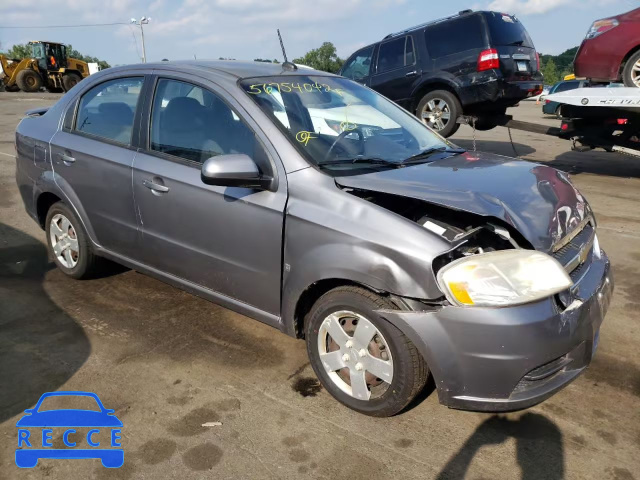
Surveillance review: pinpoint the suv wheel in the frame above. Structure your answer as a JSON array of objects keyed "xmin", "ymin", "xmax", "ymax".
[
  {"xmin": 305, "ymin": 286, "xmax": 428, "ymax": 417},
  {"xmin": 45, "ymin": 202, "xmax": 100, "ymax": 279},
  {"xmin": 417, "ymin": 90, "xmax": 461, "ymax": 138},
  {"xmin": 622, "ymin": 50, "xmax": 640, "ymax": 88}
]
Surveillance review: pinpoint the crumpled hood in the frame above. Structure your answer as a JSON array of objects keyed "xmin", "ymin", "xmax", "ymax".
[{"xmin": 335, "ymin": 151, "xmax": 591, "ymax": 252}]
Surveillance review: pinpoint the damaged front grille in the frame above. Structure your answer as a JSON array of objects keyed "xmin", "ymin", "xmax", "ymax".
[{"xmin": 551, "ymin": 220, "xmax": 595, "ymax": 279}]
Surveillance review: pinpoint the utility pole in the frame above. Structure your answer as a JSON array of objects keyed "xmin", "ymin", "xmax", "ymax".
[{"xmin": 131, "ymin": 17, "xmax": 150, "ymax": 63}]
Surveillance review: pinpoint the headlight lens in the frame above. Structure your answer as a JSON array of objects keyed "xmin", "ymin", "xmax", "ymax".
[{"xmin": 437, "ymin": 250, "xmax": 572, "ymax": 307}]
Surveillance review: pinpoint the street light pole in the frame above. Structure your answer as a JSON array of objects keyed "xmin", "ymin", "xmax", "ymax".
[{"xmin": 131, "ymin": 17, "xmax": 150, "ymax": 63}]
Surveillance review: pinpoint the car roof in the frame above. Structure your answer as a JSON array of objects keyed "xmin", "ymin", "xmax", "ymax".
[{"xmin": 102, "ymin": 60, "xmax": 335, "ymax": 81}]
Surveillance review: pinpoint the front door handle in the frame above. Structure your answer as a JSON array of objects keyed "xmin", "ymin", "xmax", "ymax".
[
  {"xmin": 405, "ymin": 70, "xmax": 418, "ymax": 77},
  {"xmin": 142, "ymin": 179, "xmax": 169, "ymax": 193},
  {"xmin": 58, "ymin": 153, "xmax": 76, "ymax": 165}
]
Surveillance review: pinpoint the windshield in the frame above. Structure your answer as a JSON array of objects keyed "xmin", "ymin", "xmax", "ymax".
[
  {"xmin": 240, "ymin": 75, "xmax": 455, "ymax": 174},
  {"xmin": 484, "ymin": 12, "xmax": 535, "ymax": 48}
]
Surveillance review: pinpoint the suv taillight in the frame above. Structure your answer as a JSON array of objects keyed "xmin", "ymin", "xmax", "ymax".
[
  {"xmin": 585, "ymin": 18, "xmax": 619, "ymax": 39},
  {"xmin": 535, "ymin": 52, "xmax": 540, "ymax": 71},
  {"xmin": 477, "ymin": 49, "xmax": 499, "ymax": 72}
]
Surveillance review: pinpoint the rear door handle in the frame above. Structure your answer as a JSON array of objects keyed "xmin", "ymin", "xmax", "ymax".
[
  {"xmin": 405, "ymin": 70, "xmax": 418, "ymax": 77},
  {"xmin": 58, "ymin": 153, "xmax": 76, "ymax": 165},
  {"xmin": 142, "ymin": 179, "xmax": 169, "ymax": 193}
]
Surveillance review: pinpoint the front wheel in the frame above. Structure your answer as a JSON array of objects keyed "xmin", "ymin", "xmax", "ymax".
[
  {"xmin": 416, "ymin": 90, "xmax": 461, "ymax": 138},
  {"xmin": 306, "ymin": 286, "xmax": 428, "ymax": 417},
  {"xmin": 622, "ymin": 50, "xmax": 640, "ymax": 88}
]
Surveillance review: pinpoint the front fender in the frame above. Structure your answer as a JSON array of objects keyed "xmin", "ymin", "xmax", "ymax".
[{"xmin": 281, "ymin": 168, "xmax": 451, "ymax": 336}]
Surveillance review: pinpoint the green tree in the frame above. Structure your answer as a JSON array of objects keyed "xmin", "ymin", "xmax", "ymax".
[
  {"xmin": 542, "ymin": 58, "xmax": 560, "ymax": 85},
  {"xmin": 539, "ymin": 46, "xmax": 578, "ymax": 81},
  {"xmin": 6, "ymin": 44, "xmax": 32, "ymax": 59},
  {"xmin": 293, "ymin": 42, "xmax": 344, "ymax": 73},
  {"xmin": 66, "ymin": 44, "xmax": 110, "ymax": 70}
]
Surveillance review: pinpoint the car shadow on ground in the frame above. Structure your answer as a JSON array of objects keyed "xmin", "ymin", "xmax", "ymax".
[
  {"xmin": 546, "ymin": 151, "xmax": 640, "ymax": 179},
  {"xmin": 436, "ymin": 413, "xmax": 564, "ymax": 480},
  {"xmin": 0, "ymin": 223, "xmax": 90, "ymax": 424},
  {"xmin": 456, "ymin": 137, "xmax": 640, "ymax": 179},
  {"xmin": 454, "ymin": 139, "xmax": 536, "ymax": 159}
]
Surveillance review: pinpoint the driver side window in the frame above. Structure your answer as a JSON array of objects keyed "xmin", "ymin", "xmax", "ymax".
[
  {"xmin": 341, "ymin": 46, "xmax": 374, "ymax": 82},
  {"xmin": 150, "ymin": 78, "xmax": 265, "ymax": 165}
]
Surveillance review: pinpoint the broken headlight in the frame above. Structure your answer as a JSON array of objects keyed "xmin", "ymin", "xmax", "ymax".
[{"xmin": 437, "ymin": 250, "xmax": 572, "ymax": 307}]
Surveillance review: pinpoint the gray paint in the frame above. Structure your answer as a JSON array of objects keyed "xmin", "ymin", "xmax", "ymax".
[{"xmin": 14, "ymin": 60, "xmax": 613, "ymax": 411}]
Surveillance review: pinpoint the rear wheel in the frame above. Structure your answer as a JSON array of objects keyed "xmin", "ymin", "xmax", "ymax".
[
  {"xmin": 16, "ymin": 69, "xmax": 42, "ymax": 92},
  {"xmin": 416, "ymin": 90, "xmax": 461, "ymax": 138},
  {"xmin": 622, "ymin": 50, "xmax": 640, "ymax": 88},
  {"xmin": 306, "ymin": 286, "xmax": 428, "ymax": 417},
  {"xmin": 45, "ymin": 202, "xmax": 100, "ymax": 279},
  {"xmin": 62, "ymin": 73, "xmax": 82, "ymax": 92}
]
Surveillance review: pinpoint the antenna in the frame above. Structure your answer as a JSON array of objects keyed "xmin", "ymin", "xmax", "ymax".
[{"xmin": 277, "ymin": 29, "xmax": 297, "ymax": 71}]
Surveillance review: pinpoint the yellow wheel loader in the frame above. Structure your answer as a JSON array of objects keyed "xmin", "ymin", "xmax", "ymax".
[{"xmin": 0, "ymin": 41, "xmax": 90, "ymax": 93}]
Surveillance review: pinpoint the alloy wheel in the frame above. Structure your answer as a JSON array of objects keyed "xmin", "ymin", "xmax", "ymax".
[
  {"xmin": 632, "ymin": 59, "xmax": 640, "ymax": 87},
  {"xmin": 420, "ymin": 98, "xmax": 451, "ymax": 131},
  {"xmin": 49, "ymin": 213, "xmax": 79, "ymax": 268},
  {"xmin": 317, "ymin": 310, "xmax": 393, "ymax": 401}
]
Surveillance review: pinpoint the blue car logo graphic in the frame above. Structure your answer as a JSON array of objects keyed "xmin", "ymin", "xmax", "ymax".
[{"xmin": 16, "ymin": 391, "xmax": 123, "ymax": 468}]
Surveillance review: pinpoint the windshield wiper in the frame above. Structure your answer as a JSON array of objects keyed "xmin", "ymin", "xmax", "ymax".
[
  {"xmin": 401, "ymin": 146, "xmax": 465, "ymax": 165},
  {"xmin": 506, "ymin": 40, "xmax": 525, "ymax": 46},
  {"xmin": 318, "ymin": 157, "xmax": 399, "ymax": 169}
]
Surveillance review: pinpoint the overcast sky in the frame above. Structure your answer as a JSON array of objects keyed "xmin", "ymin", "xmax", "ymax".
[{"xmin": 0, "ymin": 0, "xmax": 637, "ymax": 65}]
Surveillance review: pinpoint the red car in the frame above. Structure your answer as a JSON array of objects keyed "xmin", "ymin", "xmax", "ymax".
[{"xmin": 574, "ymin": 7, "xmax": 640, "ymax": 87}]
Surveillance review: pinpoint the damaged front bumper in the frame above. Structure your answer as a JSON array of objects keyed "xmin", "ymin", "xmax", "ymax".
[{"xmin": 378, "ymin": 250, "xmax": 613, "ymax": 412}]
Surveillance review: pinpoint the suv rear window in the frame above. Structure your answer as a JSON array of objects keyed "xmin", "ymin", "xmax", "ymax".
[
  {"xmin": 484, "ymin": 12, "xmax": 534, "ymax": 48},
  {"xmin": 425, "ymin": 15, "xmax": 484, "ymax": 58}
]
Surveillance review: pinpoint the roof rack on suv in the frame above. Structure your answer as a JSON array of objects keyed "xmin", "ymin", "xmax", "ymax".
[{"xmin": 383, "ymin": 10, "xmax": 474, "ymax": 39}]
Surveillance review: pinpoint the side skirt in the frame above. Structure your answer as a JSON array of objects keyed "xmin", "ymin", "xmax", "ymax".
[{"xmin": 96, "ymin": 247, "xmax": 284, "ymax": 333}]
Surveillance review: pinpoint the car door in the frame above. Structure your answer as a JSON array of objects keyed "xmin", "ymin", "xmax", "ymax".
[
  {"xmin": 370, "ymin": 35, "xmax": 419, "ymax": 108},
  {"xmin": 340, "ymin": 45, "xmax": 375, "ymax": 86},
  {"xmin": 48, "ymin": 75, "xmax": 145, "ymax": 258},
  {"xmin": 131, "ymin": 75, "xmax": 287, "ymax": 316}
]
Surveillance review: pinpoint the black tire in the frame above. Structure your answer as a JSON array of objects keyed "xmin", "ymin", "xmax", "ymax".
[
  {"xmin": 555, "ymin": 105, "xmax": 562, "ymax": 119},
  {"xmin": 305, "ymin": 286, "xmax": 428, "ymax": 417},
  {"xmin": 62, "ymin": 73, "xmax": 82, "ymax": 92},
  {"xmin": 622, "ymin": 50, "xmax": 640, "ymax": 88},
  {"xmin": 416, "ymin": 90, "xmax": 461, "ymax": 138},
  {"xmin": 16, "ymin": 69, "xmax": 42, "ymax": 92},
  {"xmin": 45, "ymin": 201, "xmax": 100, "ymax": 279},
  {"xmin": 4, "ymin": 84, "xmax": 20, "ymax": 92}
]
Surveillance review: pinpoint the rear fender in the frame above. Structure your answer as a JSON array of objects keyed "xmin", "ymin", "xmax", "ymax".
[{"xmin": 36, "ymin": 170, "xmax": 99, "ymax": 244}]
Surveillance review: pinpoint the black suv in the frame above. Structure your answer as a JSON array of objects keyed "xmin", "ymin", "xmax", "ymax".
[{"xmin": 340, "ymin": 10, "xmax": 544, "ymax": 137}]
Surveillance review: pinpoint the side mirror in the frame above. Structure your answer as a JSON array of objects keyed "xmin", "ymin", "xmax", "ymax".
[{"xmin": 201, "ymin": 154, "xmax": 273, "ymax": 190}]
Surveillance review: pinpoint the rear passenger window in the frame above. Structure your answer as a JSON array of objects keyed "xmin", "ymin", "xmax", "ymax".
[
  {"xmin": 75, "ymin": 77, "xmax": 143, "ymax": 145},
  {"xmin": 150, "ymin": 78, "xmax": 262, "ymax": 164},
  {"xmin": 425, "ymin": 15, "xmax": 484, "ymax": 58},
  {"xmin": 377, "ymin": 37, "xmax": 406, "ymax": 73}
]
